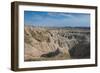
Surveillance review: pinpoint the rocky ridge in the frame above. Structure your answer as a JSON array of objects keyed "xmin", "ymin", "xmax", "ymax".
[{"xmin": 24, "ymin": 26, "xmax": 90, "ymax": 61}]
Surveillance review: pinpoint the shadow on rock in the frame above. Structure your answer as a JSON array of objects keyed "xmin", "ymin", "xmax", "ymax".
[
  {"xmin": 41, "ymin": 48, "xmax": 60, "ymax": 58},
  {"xmin": 69, "ymin": 42, "xmax": 90, "ymax": 59}
]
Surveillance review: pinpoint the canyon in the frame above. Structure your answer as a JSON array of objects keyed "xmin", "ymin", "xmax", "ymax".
[{"xmin": 24, "ymin": 25, "xmax": 90, "ymax": 61}]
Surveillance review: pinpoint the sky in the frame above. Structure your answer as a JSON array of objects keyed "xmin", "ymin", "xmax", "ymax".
[{"xmin": 24, "ymin": 11, "xmax": 90, "ymax": 27}]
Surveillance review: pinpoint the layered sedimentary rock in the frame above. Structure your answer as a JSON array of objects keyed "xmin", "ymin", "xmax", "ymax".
[{"xmin": 24, "ymin": 26, "xmax": 90, "ymax": 61}]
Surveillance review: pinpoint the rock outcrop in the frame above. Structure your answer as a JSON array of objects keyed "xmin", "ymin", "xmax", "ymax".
[{"xmin": 24, "ymin": 26, "xmax": 90, "ymax": 61}]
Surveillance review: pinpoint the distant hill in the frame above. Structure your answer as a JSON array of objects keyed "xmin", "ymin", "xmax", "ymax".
[{"xmin": 24, "ymin": 24, "xmax": 90, "ymax": 29}]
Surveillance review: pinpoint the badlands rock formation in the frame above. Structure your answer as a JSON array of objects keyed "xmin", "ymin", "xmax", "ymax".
[{"xmin": 24, "ymin": 26, "xmax": 90, "ymax": 61}]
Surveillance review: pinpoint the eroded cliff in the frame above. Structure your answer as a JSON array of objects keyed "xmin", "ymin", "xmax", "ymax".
[{"xmin": 24, "ymin": 26, "xmax": 90, "ymax": 61}]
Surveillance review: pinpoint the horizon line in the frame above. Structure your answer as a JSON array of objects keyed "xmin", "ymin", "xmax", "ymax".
[{"xmin": 24, "ymin": 24, "xmax": 90, "ymax": 27}]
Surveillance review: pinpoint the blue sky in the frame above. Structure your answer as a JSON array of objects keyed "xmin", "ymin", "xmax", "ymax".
[{"xmin": 24, "ymin": 11, "xmax": 90, "ymax": 27}]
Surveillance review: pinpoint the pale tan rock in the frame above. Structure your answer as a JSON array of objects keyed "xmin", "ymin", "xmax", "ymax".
[{"xmin": 24, "ymin": 26, "xmax": 90, "ymax": 61}]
